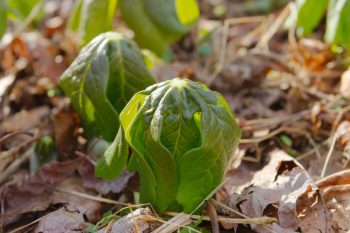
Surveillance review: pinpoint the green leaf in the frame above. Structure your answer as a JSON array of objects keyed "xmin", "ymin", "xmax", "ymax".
[
  {"xmin": 60, "ymin": 32, "xmax": 155, "ymax": 141},
  {"xmin": 175, "ymin": 0, "xmax": 199, "ymax": 26},
  {"xmin": 121, "ymin": 91, "xmax": 177, "ymax": 211},
  {"xmin": 30, "ymin": 136, "xmax": 56, "ymax": 174},
  {"xmin": 127, "ymin": 150, "xmax": 139, "ymax": 172},
  {"xmin": 115, "ymin": 78, "xmax": 241, "ymax": 212},
  {"xmin": 325, "ymin": 0, "xmax": 350, "ymax": 49},
  {"xmin": 176, "ymin": 83, "xmax": 241, "ymax": 212},
  {"xmin": 95, "ymin": 127, "xmax": 128, "ymax": 180},
  {"xmin": 68, "ymin": 0, "xmax": 83, "ymax": 31},
  {"xmin": 78, "ymin": 0, "xmax": 118, "ymax": 47},
  {"xmin": 279, "ymin": 134, "xmax": 293, "ymax": 147},
  {"xmin": 296, "ymin": 0, "xmax": 329, "ymax": 35},
  {"xmin": 144, "ymin": 0, "xmax": 190, "ymax": 40},
  {"xmin": 119, "ymin": 0, "xmax": 199, "ymax": 55},
  {"xmin": 0, "ymin": 0, "xmax": 7, "ymax": 38},
  {"xmin": 88, "ymin": 138, "xmax": 110, "ymax": 158},
  {"xmin": 119, "ymin": 0, "xmax": 167, "ymax": 55},
  {"xmin": 6, "ymin": 0, "xmax": 41, "ymax": 19}
]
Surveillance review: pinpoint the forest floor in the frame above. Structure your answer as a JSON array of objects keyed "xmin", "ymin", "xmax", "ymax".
[{"xmin": 1, "ymin": 0, "xmax": 350, "ymax": 232}]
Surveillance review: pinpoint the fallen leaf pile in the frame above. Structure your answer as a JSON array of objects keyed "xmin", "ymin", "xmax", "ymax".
[{"xmin": 222, "ymin": 150, "xmax": 328, "ymax": 233}]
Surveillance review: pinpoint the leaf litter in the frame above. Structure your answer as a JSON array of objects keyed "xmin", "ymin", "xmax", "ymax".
[{"xmin": 2, "ymin": 0, "xmax": 350, "ymax": 232}]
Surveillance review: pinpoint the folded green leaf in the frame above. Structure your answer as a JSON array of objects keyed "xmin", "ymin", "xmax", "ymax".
[
  {"xmin": 325, "ymin": 0, "xmax": 350, "ymax": 49},
  {"xmin": 144, "ymin": 0, "xmax": 190, "ymax": 40},
  {"xmin": 68, "ymin": 0, "xmax": 83, "ymax": 31},
  {"xmin": 60, "ymin": 32, "xmax": 156, "ymax": 141},
  {"xmin": 296, "ymin": 0, "xmax": 329, "ymax": 35},
  {"xmin": 119, "ymin": 0, "xmax": 199, "ymax": 55},
  {"xmin": 295, "ymin": 0, "xmax": 350, "ymax": 49},
  {"xmin": 95, "ymin": 127, "xmax": 128, "ymax": 180},
  {"xmin": 175, "ymin": 0, "xmax": 200, "ymax": 26},
  {"xmin": 78, "ymin": 0, "xmax": 118, "ymax": 47},
  {"xmin": 6, "ymin": 0, "xmax": 41, "ymax": 19},
  {"xmin": 0, "ymin": 0, "xmax": 7, "ymax": 38},
  {"xmin": 101, "ymin": 78, "xmax": 241, "ymax": 212}
]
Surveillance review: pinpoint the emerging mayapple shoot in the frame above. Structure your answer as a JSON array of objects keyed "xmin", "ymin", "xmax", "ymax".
[
  {"xmin": 96, "ymin": 78, "xmax": 241, "ymax": 212},
  {"xmin": 60, "ymin": 32, "xmax": 155, "ymax": 141}
]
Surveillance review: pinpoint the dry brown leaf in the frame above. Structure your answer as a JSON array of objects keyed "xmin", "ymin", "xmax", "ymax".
[
  {"xmin": 34, "ymin": 207, "xmax": 87, "ymax": 233},
  {"xmin": 0, "ymin": 75, "xmax": 15, "ymax": 102},
  {"xmin": 152, "ymin": 62, "xmax": 198, "ymax": 83},
  {"xmin": 2, "ymin": 177, "xmax": 102, "ymax": 232},
  {"xmin": 317, "ymin": 169, "xmax": 350, "ymax": 233},
  {"xmin": 217, "ymin": 53, "xmax": 292, "ymax": 92},
  {"xmin": 0, "ymin": 106, "xmax": 50, "ymax": 133},
  {"xmin": 78, "ymin": 159, "xmax": 134, "ymax": 195},
  {"xmin": 31, "ymin": 178, "xmax": 101, "ymax": 233},
  {"xmin": 152, "ymin": 212, "xmax": 191, "ymax": 233},
  {"xmin": 224, "ymin": 150, "xmax": 328, "ymax": 233},
  {"xmin": 0, "ymin": 36, "xmax": 32, "ymax": 69},
  {"xmin": 340, "ymin": 69, "xmax": 350, "ymax": 99},
  {"xmin": 51, "ymin": 105, "xmax": 78, "ymax": 158},
  {"xmin": 97, "ymin": 208, "xmax": 157, "ymax": 233},
  {"xmin": 224, "ymin": 87, "xmax": 288, "ymax": 119},
  {"xmin": 290, "ymin": 38, "xmax": 332, "ymax": 72},
  {"xmin": 0, "ymin": 32, "xmax": 71, "ymax": 84},
  {"xmin": 1, "ymin": 156, "xmax": 135, "ymax": 230},
  {"xmin": 1, "ymin": 159, "xmax": 89, "ymax": 227},
  {"xmin": 337, "ymin": 121, "xmax": 350, "ymax": 162}
]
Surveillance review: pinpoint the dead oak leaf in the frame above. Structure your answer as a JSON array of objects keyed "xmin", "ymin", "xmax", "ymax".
[
  {"xmin": 225, "ymin": 150, "xmax": 328, "ymax": 233},
  {"xmin": 34, "ymin": 207, "xmax": 87, "ymax": 233},
  {"xmin": 317, "ymin": 169, "xmax": 350, "ymax": 233},
  {"xmin": 1, "ymin": 159, "xmax": 99, "ymax": 228}
]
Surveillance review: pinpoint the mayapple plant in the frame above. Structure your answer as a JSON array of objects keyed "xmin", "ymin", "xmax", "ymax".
[
  {"xmin": 60, "ymin": 31, "xmax": 241, "ymax": 213},
  {"xmin": 60, "ymin": 32, "xmax": 155, "ymax": 141},
  {"xmin": 96, "ymin": 78, "xmax": 241, "ymax": 212}
]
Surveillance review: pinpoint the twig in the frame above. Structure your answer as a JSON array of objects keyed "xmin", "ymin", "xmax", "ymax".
[
  {"xmin": 0, "ymin": 131, "xmax": 33, "ymax": 147},
  {"xmin": 240, "ymin": 126, "xmax": 321, "ymax": 158},
  {"xmin": 9, "ymin": 208, "xmax": 64, "ymax": 233},
  {"xmin": 130, "ymin": 206, "xmax": 141, "ymax": 233},
  {"xmin": 320, "ymin": 132, "xmax": 338, "ymax": 178},
  {"xmin": 0, "ymin": 134, "xmax": 41, "ymax": 161},
  {"xmin": 206, "ymin": 16, "xmax": 266, "ymax": 86},
  {"xmin": 328, "ymin": 105, "xmax": 350, "ymax": 144},
  {"xmin": 54, "ymin": 188, "xmax": 129, "ymax": 207},
  {"xmin": 211, "ymin": 199, "xmax": 274, "ymax": 233},
  {"xmin": 242, "ymin": 109, "xmax": 310, "ymax": 130},
  {"xmin": 255, "ymin": 3, "xmax": 291, "ymax": 50},
  {"xmin": 207, "ymin": 201, "xmax": 219, "ymax": 233},
  {"xmin": 0, "ymin": 147, "xmax": 33, "ymax": 184},
  {"xmin": 75, "ymin": 151, "xmax": 96, "ymax": 165},
  {"xmin": 297, "ymin": 140, "xmax": 328, "ymax": 161},
  {"xmin": 152, "ymin": 212, "xmax": 192, "ymax": 233},
  {"xmin": 211, "ymin": 199, "xmax": 248, "ymax": 219},
  {"xmin": 164, "ymin": 212, "xmax": 277, "ymax": 225},
  {"xmin": 103, "ymin": 218, "xmax": 116, "ymax": 233}
]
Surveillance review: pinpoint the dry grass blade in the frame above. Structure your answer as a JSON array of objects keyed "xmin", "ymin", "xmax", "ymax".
[
  {"xmin": 0, "ymin": 147, "xmax": 33, "ymax": 184},
  {"xmin": 8, "ymin": 208, "xmax": 64, "ymax": 233},
  {"xmin": 164, "ymin": 212, "xmax": 277, "ymax": 225},
  {"xmin": 255, "ymin": 3, "xmax": 291, "ymax": 50},
  {"xmin": 207, "ymin": 201, "xmax": 220, "ymax": 233},
  {"xmin": 321, "ymin": 133, "xmax": 338, "ymax": 178},
  {"xmin": 152, "ymin": 212, "xmax": 192, "ymax": 233},
  {"xmin": 0, "ymin": 131, "xmax": 33, "ymax": 146},
  {"xmin": 240, "ymin": 126, "xmax": 321, "ymax": 158},
  {"xmin": 211, "ymin": 199, "xmax": 275, "ymax": 233},
  {"xmin": 206, "ymin": 15, "xmax": 266, "ymax": 86},
  {"xmin": 54, "ymin": 188, "xmax": 129, "ymax": 207}
]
